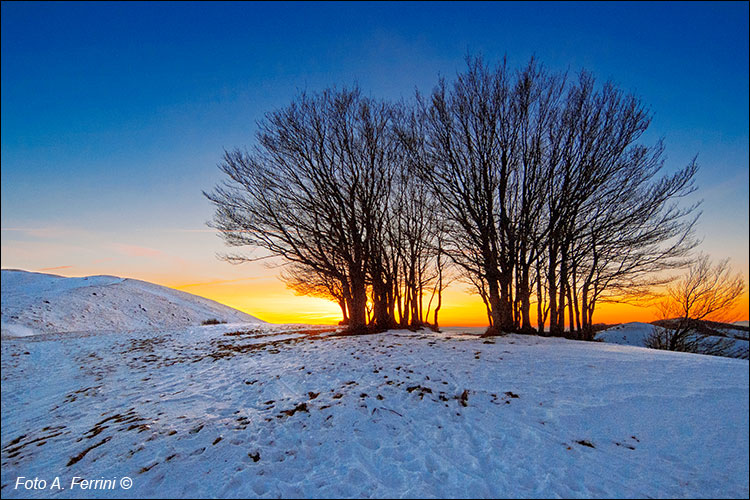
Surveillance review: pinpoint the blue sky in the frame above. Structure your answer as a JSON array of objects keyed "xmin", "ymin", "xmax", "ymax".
[{"xmin": 2, "ymin": 1, "xmax": 748, "ymax": 322}]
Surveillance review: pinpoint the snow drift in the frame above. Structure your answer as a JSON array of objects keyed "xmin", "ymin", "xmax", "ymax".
[{"xmin": 1, "ymin": 269, "xmax": 263, "ymax": 337}]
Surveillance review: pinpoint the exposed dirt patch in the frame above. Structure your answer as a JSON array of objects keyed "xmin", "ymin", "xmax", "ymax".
[
  {"xmin": 279, "ymin": 403, "xmax": 309, "ymax": 418},
  {"xmin": 2, "ymin": 425, "xmax": 67, "ymax": 463},
  {"xmin": 459, "ymin": 389, "xmax": 470, "ymax": 407},
  {"xmin": 406, "ymin": 385, "xmax": 433, "ymax": 399},
  {"xmin": 67, "ymin": 436, "xmax": 112, "ymax": 466}
]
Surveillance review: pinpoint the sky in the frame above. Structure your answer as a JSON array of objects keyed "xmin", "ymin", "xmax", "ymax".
[{"xmin": 2, "ymin": 1, "xmax": 748, "ymax": 325}]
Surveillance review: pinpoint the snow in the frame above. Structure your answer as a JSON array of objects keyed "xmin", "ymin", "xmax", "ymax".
[
  {"xmin": 595, "ymin": 322, "xmax": 661, "ymax": 347},
  {"xmin": 713, "ymin": 324, "xmax": 749, "ymax": 341},
  {"xmin": 1, "ymin": 270, "xmax": 263, "ymax": 337},
  {"xmin": 2, "ymin": 325, "xmax": 747, "ymax": 498},
  {"xmin": 596, "ymin": 321, "xmax": 749, "ymax": 359}
]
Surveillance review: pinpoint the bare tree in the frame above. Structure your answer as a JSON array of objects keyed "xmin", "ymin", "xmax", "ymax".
[
  {"xmin": 412, "ymin": 56, "xmax": 519, "ymax": 335},
  {"xmin": 646, "ymin": 255, "xmax": 746, "ymax": 353},
  {"xmin": 410, "ymin": 56, "xmax": 699, "ymax": 336},
  {"xmin": 205, "ymin": 87, "xmax": 396, "ymax": 334},
  {"xmin": 206, "ymin": 86, "xmax": 446, "ymax": 334},
  {"xmin": 537, "ymin": 71, "xmax": 701, "ymax": 338}
]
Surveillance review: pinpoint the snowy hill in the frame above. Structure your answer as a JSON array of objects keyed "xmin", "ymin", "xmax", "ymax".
[
  {"xmin": 1, "ymin": 327, "xmax": 747, "ymax": 498},
  {"xmin": 596, "ymin": 321, "xmax": 749, "ymax": 359},
  {"xmin": 1, "ymin": 269, "xmax": 263, "ymax": 337},
  {"xmin": 595, "ymin": 321, "xmax": 660, "ymax": 346}
]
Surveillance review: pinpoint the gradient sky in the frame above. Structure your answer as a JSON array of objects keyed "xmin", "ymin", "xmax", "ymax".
[{"xmin": 2, "ymin": 1, "xmax": 748, "ymax": 325}]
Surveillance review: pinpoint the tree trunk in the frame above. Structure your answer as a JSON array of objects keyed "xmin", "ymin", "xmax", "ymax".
[
  {"xmin": 433, "ymin": 271, "xmax": 442, "ymax": 332},
  {"xmin": 499, "ymin": 269, "xmax": 514, "ymax": 331},
  {"xmin": 581, "ymin": 283, "xmax": 590, "ymax": 340},
  {"xmin": 518, "ymin": 264, "xmax": 534, "ymax": 332},
  {"xmin": 548, "ymin": 250, "xmax": 558, "ymax": 337},
  {"xmin": 338, "ymin": 298, "xmax": 349, "ymax": 325},
  {"xmin": 484, "ymin": 277, "xmax": 506, "ymax": 336},
  {"xmin": 536, "ymin": 258, "xmax": 545, "ymax": 334},
  {"xmin": 567, "ymin": 285, "xmax": 575, "ymax": 338},
  {"xmin": 556, "ymin": 246, "xmax": 568, "ymax": 336},
  {"xmin": 347, "ymin": 270, "xmax": 368, "ymax": 334}
]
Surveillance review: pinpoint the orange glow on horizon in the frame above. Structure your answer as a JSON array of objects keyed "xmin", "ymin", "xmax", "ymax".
[
  {"xmin": 169, "ymin": 279, "xmax": 750, "ymax": 328},
  {"xmin": 170, "ymin": 277, "xmax": 343, "ymax": 325},
  {"xmin": 16, "ymin": 264, "xmax": 747, "ymax": 327}
]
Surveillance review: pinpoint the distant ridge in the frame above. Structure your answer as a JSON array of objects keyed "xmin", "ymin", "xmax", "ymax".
[
  {"xmin": 596, "ymin": 321, "xmax": 748, "ymax": 359},
  {"xmin": 1, "ymin": 269, "xmax": 264, "ymax": 337}
]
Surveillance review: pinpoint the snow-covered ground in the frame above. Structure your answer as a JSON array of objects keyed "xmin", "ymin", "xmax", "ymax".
[
  {"xmin": 595, "ymin": 322, "xmax": 660, "ymax": 347},
  {"xmin": 1, "ymin": 270, "xmax": 263, "ymax": 337},
  {"xmin": 597, "ymin": 322, "xmax": 749, "ymax": 359},
  {"xmin": 2, "ymin": 324, "xmax": 747, "ymax": 498}
]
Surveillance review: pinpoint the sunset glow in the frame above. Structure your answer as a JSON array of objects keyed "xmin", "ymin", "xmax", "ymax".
[
  {"xmin": 81, "ymin": 268, "xmax": 750, "ymax": 327},
  {"xmin": 135, "ymin": 281, "xmax": 750, "ymax": 327},
  {"xmin": 1, "ymin": 220, "xmax": 748, "ymax": 327},
  {"xmin": 2, "ymin": 2, "xmax": 748, "ymax": 328}
]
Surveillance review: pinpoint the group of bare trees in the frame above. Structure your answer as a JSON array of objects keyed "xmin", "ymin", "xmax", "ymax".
[
  {"xmin": 206, "ymin": 56, "xmax": 702, "ymax": 337},
  {"xmin": 205, "ymin": 88, "xmax": 446, "ymax": 334}
]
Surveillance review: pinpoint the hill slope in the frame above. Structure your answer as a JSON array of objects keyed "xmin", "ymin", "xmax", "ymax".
[
  {"xmin": 1, "ymin": 269, "xmax": 263, "ymax": 337},
  {"xmin": 596, "ymin": 321, "xmax": 749, "ymax": 359}
]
